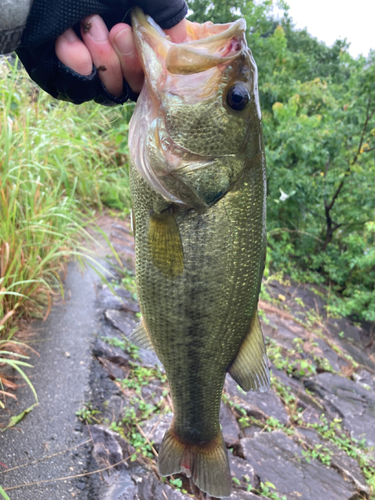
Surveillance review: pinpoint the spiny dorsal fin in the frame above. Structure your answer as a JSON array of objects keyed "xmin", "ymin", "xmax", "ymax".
[
  {"xmin": 129, "ymin": 319, "xmax": 154, "ymax": 351},
  {"xmin": 228, "ymin": 310, "xmax": 270, "ymax": 392},
  {"xmin": 148, "ymin": 207, "xmax": 184, "ymax": 279}
]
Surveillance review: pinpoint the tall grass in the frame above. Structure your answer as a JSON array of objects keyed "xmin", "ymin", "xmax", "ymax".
[{"xmin": 0, "ymin": 57, "xmax": 132, "ymax": 340}]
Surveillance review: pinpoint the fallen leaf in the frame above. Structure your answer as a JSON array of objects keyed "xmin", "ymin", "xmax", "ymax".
[
  {"xmin": 0, "ymin": 390, "xmax": 17, "ymax": 400},
  {"xmin": 2, "ymin": 403, "xmax": 38, "ymax": 432},
  {"xmin": 278, "ymin": 294, "xmax": 286, "ymax": 301},
  {"xmin": 0, "ymin": 375, "xmax": 18, "ymax": 390}
]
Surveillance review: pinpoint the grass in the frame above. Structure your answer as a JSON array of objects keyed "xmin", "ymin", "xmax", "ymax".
[{"xmin": 0, "ymin": 56, "xmax": 133, "ymax": 340}]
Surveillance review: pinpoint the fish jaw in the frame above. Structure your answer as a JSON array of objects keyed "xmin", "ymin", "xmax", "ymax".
[{"xmin": 129, "ymin": 8, "xmax": 262, "ymax": 207}]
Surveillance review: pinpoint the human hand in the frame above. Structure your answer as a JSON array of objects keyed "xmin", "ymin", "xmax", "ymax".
[{"xmin": 55, "ymin": 14, "xmax": 187, "ymax": 97}]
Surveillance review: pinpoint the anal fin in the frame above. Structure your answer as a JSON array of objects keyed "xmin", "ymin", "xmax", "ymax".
[
  {"xmin": 228, "ymin": 310, "xmax": 270, "ymax": 392},
  {"xmin": 129, "ymin": 319, "xmax": 154, "ymax": 351}
]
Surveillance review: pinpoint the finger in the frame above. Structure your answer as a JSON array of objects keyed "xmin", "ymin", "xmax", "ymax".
[
  {"xmin": 109, "ymin": 24, "xmax": 144, "ymax": 94},
  {"xmin": 164, "ymin": 18, "xmax": 187, "ymax": 43},
  {"xmin": 55, "ymin": 29, "xmax": 93, "ymax": 76},
  {"xmin": 81, "ymin": 15, "xmax": 123, "ymax": 97}
]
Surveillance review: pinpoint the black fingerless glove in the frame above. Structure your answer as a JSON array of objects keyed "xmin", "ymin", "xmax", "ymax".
[{"xmin": 16, "ymin": 0, "xmax": 187, "ymax": 106}]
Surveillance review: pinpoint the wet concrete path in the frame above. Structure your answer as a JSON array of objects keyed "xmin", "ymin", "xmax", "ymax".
[{"xmin": 0, "ymin": 261, "xmax": 99, "ymax": 499}]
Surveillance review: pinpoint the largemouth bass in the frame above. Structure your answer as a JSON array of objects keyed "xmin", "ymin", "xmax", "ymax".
[{"xmin": 128, "ymin": 8, "xmax": 269, "ymax": 498}]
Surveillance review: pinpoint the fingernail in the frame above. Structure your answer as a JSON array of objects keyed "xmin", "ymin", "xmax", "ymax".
[
  {"xmin": 84, "ymin": 15, "xmax": 108, "ymax": 42},
  {"xmin": 62, "ymin": 29, "xmax": 78, "ymax": 43},
  {"xmin": 114, "ymin": 28, "xmax": 134, "ymax": 56}
]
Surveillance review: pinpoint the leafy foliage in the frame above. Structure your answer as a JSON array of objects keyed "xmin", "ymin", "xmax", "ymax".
[{"xmin": 188, "ymin": 0, "xmax": 375, "ymax": 321}]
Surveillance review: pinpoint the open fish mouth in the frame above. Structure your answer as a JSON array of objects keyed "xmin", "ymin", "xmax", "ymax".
[
  {"xmin": 129, "ymin": 9, "xmax": 253, "ymax": 204},
  {"xmin": 131, "ymin": 7, "xmax": 246, "ymax": 76}
]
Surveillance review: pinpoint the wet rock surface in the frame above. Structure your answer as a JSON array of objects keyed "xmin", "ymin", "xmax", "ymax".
[
  {"xmin": 242, "ymin": 431, "xmax": 361, "ymax": 500},
  {"xmin": 305, "ymin": 372, "xmax": 375, "ymax": 446},
  {"xmin": 85, "ymin": 228, "xmax": 374, "ymax": 500},
  {"xmin": 2, "ymin": 216, "xmax": 374, "ymax": 499}
]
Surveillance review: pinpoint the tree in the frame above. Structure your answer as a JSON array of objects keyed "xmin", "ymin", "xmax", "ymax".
[{"xmin": 187, "ymin": 0, "xmax": 375, "ymax": 320}]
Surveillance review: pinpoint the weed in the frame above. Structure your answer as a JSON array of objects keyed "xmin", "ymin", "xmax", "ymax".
[
  {"xmin": 0, "ymin": 340, "xmax": 37, "ymax": 407},
  {"xmin": 266, "ymin": 338, "xmax": 317, "ymax": 378},
  {"xmin": 0, "ymin": 485, "xmax": 10, "ymax": 500},
  {"xmin": 254, "ymin": 481, "xmax": 287, "ymax": 500},
  {"xmin": 120, "ymin": 269, "xmax": 137, "ymax": 301},
  {"xmin": 302, "ymin": 444, "xmax": 333, "ymax": 466},
  {"xmin": 294, "ymin": 297, "xmax": 305, "ymax": 308},
  {"xmin": 102, "ymin": 335, "xmax": 139, "ymax": 360},
  {"xmin": 76, "ymin": 403, "xmax": 101, "ymax": 424},
  {"xmin": 309, "ymin": 414, "xmax": 375, "ymax": 493}
]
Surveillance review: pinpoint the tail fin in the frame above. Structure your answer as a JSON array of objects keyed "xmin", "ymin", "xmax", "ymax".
[{"xmin": 158, "ymin": 427, "xmax": 232, "ymax": 498}]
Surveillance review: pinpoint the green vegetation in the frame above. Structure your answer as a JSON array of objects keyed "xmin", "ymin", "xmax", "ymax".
[
  {"xmin": 102, "ymin": 335, "xmax": 140, "ymax": 360},
  {"xmin": 76, "ymin": 402, "xmax": 101, "ymax": 424},
  {"xmin": 188, "ymin": 0, "xmax": 375, "ymax": 322},
  {"xmin": 0, "ymin": 486, "xmax": 10, "ymax": 500},
  {"xmin": 113, "ymin": 359, "xmax": 169, "ymax": 459},
  {"xmin": 256, "ymin": 482, "xmax": 287, "ymax": 500},
  {"xmin": 0, "ymin": 56, "xmax": 132, "ymax": 345},
  {"xmin": 229, "ymin": 381, "xmax": 375, "ymax": 495}
]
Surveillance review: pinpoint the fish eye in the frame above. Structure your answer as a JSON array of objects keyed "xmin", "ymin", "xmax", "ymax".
[{"xmin": 226, "ymin": 83, "xmax": 250, "ymax": 111}]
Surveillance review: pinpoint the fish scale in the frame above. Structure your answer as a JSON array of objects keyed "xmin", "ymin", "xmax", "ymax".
[{"xmin": 128, "ymin": 8, "xmax": 270, "ymax": 498}]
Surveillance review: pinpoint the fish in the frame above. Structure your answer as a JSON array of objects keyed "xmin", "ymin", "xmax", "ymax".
[{"xmin": 128, "ymin": 8, "xmax": 270, "ymax": 498}]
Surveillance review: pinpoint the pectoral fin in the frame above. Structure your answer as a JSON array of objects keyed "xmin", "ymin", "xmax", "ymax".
[
  {"xmin": 228, "ymin": 311, "xmax": 270, "ymax": 392},
  {"xmin": 129, "ymin": 319, "xmax": 154, "ymax": 351},
  {"xmin": 148, "ymin": 207, "xmax": 184, "ymax": 279}
]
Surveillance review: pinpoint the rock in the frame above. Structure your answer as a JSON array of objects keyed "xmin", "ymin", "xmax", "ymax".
[
  {"xmin": 231, "ymin": 492, "xmax": 269, "ymax": 500},
  {"xmin": 98, "ymin": 470, "xmax": 138, "ymax": 500},
  {"xmin": 104, "ymin": 311, "xmax": 162, "ymax": 368},
  {"xmin": 230, "ymin": 454, "xmax": 258, "ymax": 490},
  {"xmin": 242, "ymin": 431, "xmax": 359, "ymax": 500},
  {"xmin": 353, "ymin": 369, "xmax": 375, "ymax": 391},
  {"xmin": 140, "ymin": 413, "xmax": 173, "ymax": 451},
  {"xmin": 263, "ymin": 312, "xmax": 309, "ymax": 351},
  {"xmin": 242, "ymin": 425, "xmax": 262, "ymax": 438},
  {"xmin": 137, "ymin": 473, "xmax": 191, "ymax": 499},
  {"xmin": 296, "ymin": 428, "xmax": 369, "ymax": 495},
  {"xmin": 137, "ymin": 347, "xmax": 162, "ymax": 370},
  {"xmin": 76, "ymin": 481, "xmax": 86, "ymax": 490},
  {"xmin": 90, "ymin": 425, "xmax": 133, "ymax": 470},
  {"xmin": 102, "ymin": 395, "xmax": 127, "ymax": 424},
  {"xmin": 99, "ymin": 285, "xmax": 140, "ymax": 314},
  {"xmin": 328, "ymin": 319, "xmax": 375, "ymax": 371},
  {"xmin": 305, "ymin": 372, "xmax": 375, "ymax": 446},
  {"xmin": 99, "ymin": 284, "xmax": 130, "ymax": 309},
  {"xmin": 271, "ymin": 367, "xmax": 323, "ymax": 424},
  {"xmin": 99, "ymin": 357, "xmax": 128, "ymax": 381},
  {"xmin": 141, "ymin": 380, "xmax": 165, "ymax": 406},
  {"xmin": 313, "ymin": 338, "xmax": 350, "ymax": 373},
  {"xmin": 93, "ymin": 338, "xmax": 132, "ymax": 367},
  {"xmin": 220, "ymin": 402, "xmax": 240, "ymax": 446},
  {"xmin": 105, "ymin": 309, "xmax": 137, "ymax": 337},
  {"xmin": 225, "ymin": 375, "xmax": 289, "ymax": 425}
]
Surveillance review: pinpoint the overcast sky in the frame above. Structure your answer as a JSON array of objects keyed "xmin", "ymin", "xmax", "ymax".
[{"xmin": 276, "ymin": 0, "xmax": 375, "ymax": 58}]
